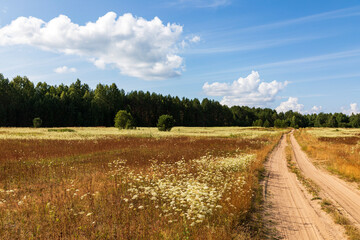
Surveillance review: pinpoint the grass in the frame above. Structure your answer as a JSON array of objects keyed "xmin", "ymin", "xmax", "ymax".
[
  {"xmin": 0, "ymin": 126, "xmax": 287, "ymax": 140},
  {"xmin": 0, "ymin": 127, "xmax": 283, "ymax": 239},
  {"xmin": 321, "ymin": 199, "xmax": 360, "ymax": 240},
  {"xmin": 285, "ymin": 135, "xmax": 320, "ymax": 198},
  {"xmin": 48, "ymin": 128, "xmax": 76, "ymax": 132},
  {"xmin": 294, "ymin": 128, "xmax": 360, "ymax": 183}
]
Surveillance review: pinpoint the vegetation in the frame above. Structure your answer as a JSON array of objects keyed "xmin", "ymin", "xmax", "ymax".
[
  {"xmin": 157, "ymin": 114, "xmax": 175, "ymax": 131},
  {"xmin": 285, "ymin": 135, "xmax": 320, "ymax": 198},
  {"xmin": 0, "ymin": 127, "xmax": 282, "ymax": 239},
  {"xmin": 295, "ymin": 128, "xmax": 360, "ymax": 182},
  {"xmin": 32, "ymin": 117, "xmax": 42, "ymax": 128},
  {"xmin": 1, "ymin": 74, "xmax": 360, "ymax": 128},
  {"xmin": 321, "ymin": 199, "xmax": 360, "ymax": 240},
  {"xmin": 114, "ymin": 110, "xmax": 135, "ymax": 129},
  {"xmin": 48, "ymin": 128, "xmax": 75, "ymax": 132}
]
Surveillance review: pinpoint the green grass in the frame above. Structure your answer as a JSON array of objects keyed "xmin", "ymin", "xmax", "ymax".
[{"xmin": 48, "ymin": 128, "xmax": 76, "ymax": 132}]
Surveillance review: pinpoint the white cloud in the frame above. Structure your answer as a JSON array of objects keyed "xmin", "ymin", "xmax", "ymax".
[
  {"xmin": 276, "ymin": 97, "xmax": 304, "ymax": 113},
  {"xmin": 311, "ymin": 105, "xmax": 322, "ymax": 113},
  {"xmin": 0, "ymin": 12, "xmax": 184, "ymax": 80},
  {"xmin": 203, "ymin": 71, "xmax": 288, "ymax": 107},
  {"xmin": 350, "ymin": 103, "xmax": 359, "ymax": 114},
  {"xmin": 343, "ymin": 103, "xmax": 359, "ymax": 115},
  {"xmin": 54, "ymin": 66, "xmax": 77, "ymax": 74},
  {"xmin": 190, "ymin": 36, "xmax": 201, "ymax": 43}
]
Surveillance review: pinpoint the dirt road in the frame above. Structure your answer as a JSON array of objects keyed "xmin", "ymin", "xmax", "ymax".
[
  {"xmin": 290, "ymin": 132, "xmax": 360, "ymax": 226},
  {"xmin": 263, "ymin": 135, "xmax": 345, "ymax": 240}
]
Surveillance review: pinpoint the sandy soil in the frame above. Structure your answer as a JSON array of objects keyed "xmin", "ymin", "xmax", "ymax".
[
  {"xmin": 263, "ymin": 135, "xmax": 345, "ymax": 239},
  {"xmin": 290, "ymin": 132, "xmax": 360, "ymax": 226}
]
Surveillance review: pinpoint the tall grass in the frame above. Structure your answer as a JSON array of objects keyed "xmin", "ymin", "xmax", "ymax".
[
  {"xmin": 295, "ymin": 129, "xmax": 360, "ymax": 182},
  {"xmin": 0, "ymin": 132, "xmax": 281, "ymax": 239}
]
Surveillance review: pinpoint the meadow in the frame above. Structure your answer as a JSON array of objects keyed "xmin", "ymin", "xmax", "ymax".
[
  {"xmin": 295, "ymin": 128, "xmax": 360, "ymax": 183},
  {"xmin": 0, "ymin": 127, "xmax": 284, "ymax": 239}
]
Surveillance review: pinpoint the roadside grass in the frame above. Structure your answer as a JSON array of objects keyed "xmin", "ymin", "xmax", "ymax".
[
  {"xmin": 285, "ymin": 135, "xmax": 320, "ymax": 198},
  {"xmin": 286, "ymin": 134, "xmax": 360, "ymax": 240},
  {"xmin": 321, "ymin": 199, "xmax": 360, "ymax": 240},
  {"xmin": 294, "ymin": 128, "xmax": 360, "ymax": 183},
  {"xmin": 0, "ymin": 127, "xmax": 282, "ymax": 239}
]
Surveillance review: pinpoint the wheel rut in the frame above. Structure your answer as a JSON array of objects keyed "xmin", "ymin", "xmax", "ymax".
[{"xmin": 263, "ymin": 135, "xmax": 345, "ymax": 240}]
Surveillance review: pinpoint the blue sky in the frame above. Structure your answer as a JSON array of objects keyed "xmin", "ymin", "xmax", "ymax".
[{"xmin": 1, "ymin": 0, "xmax": 360, "ymax": 114}]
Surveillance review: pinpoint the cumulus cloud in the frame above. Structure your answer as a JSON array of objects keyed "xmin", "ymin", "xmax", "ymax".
[
  {"xmin": 276, "ymin": 97, "xmax": 304, "ymax": 113},
  {"xmin": 310, "ymin": 105, "xmax": 322, "ymax": 113},
  {"xmin": 343, "ymin": 103, "xmax": 359, "ymax": 115},
  {"xmin": 203, "ymin": 71, "xmax": 288, "ymax": 107},
  {"xmin": 54, "ymin": 66, "xmax": 77, "ymax": 74},
  {"xmin": 0, "ymin": 12, "xmax": 184, "ymax": 80}
]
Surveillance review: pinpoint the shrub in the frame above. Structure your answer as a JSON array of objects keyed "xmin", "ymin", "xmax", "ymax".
[
  {"xmin": 114, "ymin": 110, "xmax": 135, "ymax": 129},
  {"xmin": 157, "ymin": 115, "xmax": 175, "ymax": 131},
  {"xmin": 33, "ymin": 117, "xmax": 42, "ymax": 128}
]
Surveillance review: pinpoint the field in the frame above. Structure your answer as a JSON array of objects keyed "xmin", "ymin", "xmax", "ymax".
[
  {"xmin": 295, "ymin": 128, "xmax": 360, "ymax": 183},
  {"xmin": 0, "ymin": 127, "xmax": 284, "ymax": 239}
]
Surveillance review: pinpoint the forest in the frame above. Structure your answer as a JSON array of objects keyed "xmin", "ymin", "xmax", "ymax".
[{"xmin": 1, "ymin": 74, "xmax": 360, "ymax": 128}]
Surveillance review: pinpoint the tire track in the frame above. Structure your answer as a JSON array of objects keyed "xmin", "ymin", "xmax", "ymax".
[{"xmin": 263, "ymin": 135, "xmax": 344, "ymax": 239}]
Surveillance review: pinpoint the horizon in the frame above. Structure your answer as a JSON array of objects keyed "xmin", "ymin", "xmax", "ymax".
[{"xmin": 1, "ymin": 0, "xmax": 360, "ymax": 114}]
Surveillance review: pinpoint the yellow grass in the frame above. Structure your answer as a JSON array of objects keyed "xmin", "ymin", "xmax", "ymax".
[
  {"xmin": 295, "ymin": 128, "xmax": 360, "ymax": 182},
  {"xmin": 0, "ymin": 126, "xmax": 286, "ymax": 140}
]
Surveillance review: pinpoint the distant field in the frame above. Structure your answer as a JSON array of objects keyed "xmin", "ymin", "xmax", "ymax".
[
  {"xmin": 0, "ymin": 127, "xmax": 284, "ymax": 239},
  {"xmin": 0, "ymin": 126, "xmax": 282, "ymax": 140},
  {"xmin": 295, "ymin": 128, "xmax": 360, "ymax": 183}
]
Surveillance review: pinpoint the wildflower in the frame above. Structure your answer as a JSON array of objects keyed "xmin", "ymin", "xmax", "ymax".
[
  {"xmin": 86, "ymin": 212, "xmax": 93, "ymax": 216},
  {"xmin": 138, "ymin": 205, "xmax": 144, "ymax": 210}
]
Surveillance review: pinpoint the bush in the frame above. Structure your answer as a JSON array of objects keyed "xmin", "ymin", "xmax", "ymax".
[
  {"xmin": 33, "ymin": 117, "xmax": 42, "ymax": 128},
  {"xmin": 157, "ymin": 115, "xmax": 175, "ymax": 131},
  {"xmin": 114, "ymin": 110, "xmax": 135, "ymax": 129}
]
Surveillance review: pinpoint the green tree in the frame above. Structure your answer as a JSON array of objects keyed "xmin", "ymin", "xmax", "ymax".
[
  {"xmin": 252, "ymin": 119, "xmax": 263, "ymax": 127},
  {"xmin": 274, "ymin": 119, "xmax": 287, "ymax": 128},
  {"xmin": 350, "ymin": 114, "xmax": 360, "ymax": 128},
  {"xmin": 33, "ymin": 117, "xmax": 42, "ymax": 128},
  {"xmin": 157, "ymin": 114, "xmax": 175, "ymax": 131},
  {"xmin": 114, "ymin": 110, "xmax": 135, "ymax": 129},
  {"xmin": 263, "ymin": 119, "xmax": 271, "ymax": 128}
]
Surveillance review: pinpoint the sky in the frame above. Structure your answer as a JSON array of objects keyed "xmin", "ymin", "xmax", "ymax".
[{"xmin": 0, "ymin": 0, "xmax": 360, "ymax": 114}]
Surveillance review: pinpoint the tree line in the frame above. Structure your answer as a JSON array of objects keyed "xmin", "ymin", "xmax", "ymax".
[{"xmin": 1, "ymin": 74, "xmax": 360, "ymax": 128}]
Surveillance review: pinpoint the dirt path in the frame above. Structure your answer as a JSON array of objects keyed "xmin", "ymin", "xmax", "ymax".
[
  {"xmin": 263, "ymin": 135, "xmax": 345, "ymax": 240},
  {"xmin": 290, "ymin": 132, "xmax": 360, "ymax": 226}
]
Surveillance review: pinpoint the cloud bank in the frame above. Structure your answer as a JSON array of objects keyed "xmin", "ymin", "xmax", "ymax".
[
  {"xmin": 0, "ymin": 12, "xmax": 185, "ymax": 80},
  {"xmin": 203, "ymin": 71, "xmax": 288, "ymax": 107}
]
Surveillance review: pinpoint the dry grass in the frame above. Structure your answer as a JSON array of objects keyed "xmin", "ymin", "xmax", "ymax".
[
  {"xmin": 0, "ymin": 126, "xmax": 286, "ymax": 140},
  {"xmin": 0, "ymin": 127, "xmax": 282, "ymax": 239},
  {"xmin": 294, "ymin": 128, "xmax": 360, "ymax": 182}
]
